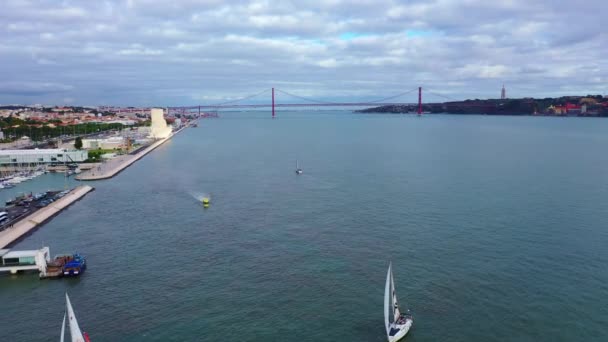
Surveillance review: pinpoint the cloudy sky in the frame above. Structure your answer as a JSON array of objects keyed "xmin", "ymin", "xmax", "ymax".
[{"xmin": 1, "ymin": 0, "xmax": 606, "ymax": 106}]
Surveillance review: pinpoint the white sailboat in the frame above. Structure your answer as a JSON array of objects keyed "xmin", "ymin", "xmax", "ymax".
[
  {"xmin": 63, "ymin": 293, "xmax": 91, "ymax": 342},
  {"xmin": 384, "ymin": 262, "xmax": 413, "ymax": 342},
  {"xmin": 295, "ymin": 160, "xmax": 303, "ymax": 174}
]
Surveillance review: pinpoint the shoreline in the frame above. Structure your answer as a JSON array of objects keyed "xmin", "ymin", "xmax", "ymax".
[{"xmin": 75, "ymin": 124, "xmax": 189, "ymax": 181}]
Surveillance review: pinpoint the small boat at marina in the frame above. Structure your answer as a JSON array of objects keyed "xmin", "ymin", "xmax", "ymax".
[
  {"xmin": 384, "ymin": 262, "xmax": 413, "ymax": 342},
  {"xmin": 7, "ymin": 176, "xmax": 26, "ymax": 184},
  {"xmin": 295, "ymin": 160, "xmax": 303, "ymax": 175},
  {"xmin": 40, "ymin": 253, "xmax": 86, "ymax": 279},
  {"xmin": 5, "ymin": 193, "xmax": 30, "ymax": 206},
  {"xmin": 63, "ymin": 254, "xmax": 86, "ymax": 276},
  {"xmin": 62, "ymin": 293, "xmax": 91, "ymax": 342},
  {"xmin": 0, "ymin": 169, "xmax": 46, "ymax": 189}
]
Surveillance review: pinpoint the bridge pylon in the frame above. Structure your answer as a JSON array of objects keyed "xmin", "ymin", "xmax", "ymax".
[
  {"xmin": 418, "ymin": 87, "xmax": 422, "ymax": 115},
  {"xmin": 272, "ymin": 87, "xmax": 275, "ymax": 118}
]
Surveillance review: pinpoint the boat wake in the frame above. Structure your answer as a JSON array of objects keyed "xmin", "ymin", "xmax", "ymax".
[{"xmin": 189, "ymin": 191, "xmax": 211, "ymax": 203}]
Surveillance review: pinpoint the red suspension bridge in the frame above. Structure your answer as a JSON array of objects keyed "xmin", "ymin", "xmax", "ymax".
[{"xmin": 168, "ymin": 86, "xmax": 458, "ymax": 118}]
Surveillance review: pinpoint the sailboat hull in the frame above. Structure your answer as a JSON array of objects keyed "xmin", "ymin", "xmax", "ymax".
[{"xmin": 388, "ymin": 319, "xmax": 413, "ymax": 342}]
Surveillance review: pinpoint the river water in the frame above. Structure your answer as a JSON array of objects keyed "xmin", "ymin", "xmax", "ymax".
[{"xmin": 1, "ymin": 112, "xmax": 607, "ymax": 341}]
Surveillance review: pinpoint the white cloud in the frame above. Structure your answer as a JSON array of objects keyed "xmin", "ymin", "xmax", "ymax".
[
  {"xmin": 0, "ymin": 0, "xmax": 605, "ymax": 105},
  {"xmin": 317, "ymin": 58, "xmax": 338, "ymax": 68},
  {"xmin": 117, "ymin": 45, "xmax": 164, "ymax": 56}
]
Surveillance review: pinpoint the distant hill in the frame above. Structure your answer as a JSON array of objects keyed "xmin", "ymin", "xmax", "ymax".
[
  {"xmin": 356, "ymin": 95, "xmax": 608, "ymax": 116},
  {"xmin": 0, "ymin": 105, "xmax": 29, "ymax": 110}
]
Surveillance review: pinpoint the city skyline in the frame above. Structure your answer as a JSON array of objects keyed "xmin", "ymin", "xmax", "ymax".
[{"xmin": 1, "ymin": 0, "xmax": 606, "ymax": 106}]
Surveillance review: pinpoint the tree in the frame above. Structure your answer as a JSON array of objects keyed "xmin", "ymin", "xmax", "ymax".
[{"xmin": 74, "ymin": 136, "xmax": 83, "ymax": 149}]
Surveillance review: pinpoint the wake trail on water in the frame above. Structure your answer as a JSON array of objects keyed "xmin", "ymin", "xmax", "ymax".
[{"xmin": 189, "ymin": 191, "xmax": 210, "ymax": 202}]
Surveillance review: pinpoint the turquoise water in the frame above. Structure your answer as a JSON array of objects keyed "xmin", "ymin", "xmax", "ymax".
[{"xmin": 1, "ymin": 112, "xmax": 607, "ymax": 341}]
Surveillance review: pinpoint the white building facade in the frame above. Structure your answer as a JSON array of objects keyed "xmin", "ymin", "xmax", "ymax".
[
  {"xmin": 82, "ymin": 137, "xmax": 125, "ymax": 150},
  {"xmin": 0, "ymin": 149, "xmax": 88, "ymax": 165}
]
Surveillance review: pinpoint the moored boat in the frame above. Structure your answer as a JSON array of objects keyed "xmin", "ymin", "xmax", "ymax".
[
  {"xmin": 63, "ymin": 254, "xmax": 86, "ymax": 276},
  {"xmin": 40, "ymin": 253, "xmax": 83, "ymax": 279}
]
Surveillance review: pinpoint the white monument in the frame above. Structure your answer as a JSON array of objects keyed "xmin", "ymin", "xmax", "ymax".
[{"xmin": 149, "ymin": 108, "xmax": 172, "ymax": 139}]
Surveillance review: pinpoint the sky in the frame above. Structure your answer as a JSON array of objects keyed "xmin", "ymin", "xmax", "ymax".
[{"xmin": 0, "ymin": 0, "xmax": 606, "ymax": 106}]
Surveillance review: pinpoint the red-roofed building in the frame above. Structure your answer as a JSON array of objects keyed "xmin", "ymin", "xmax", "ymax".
[{"xmin": 565, "ymin": 103, "xmax": 582, "ymax": 115}]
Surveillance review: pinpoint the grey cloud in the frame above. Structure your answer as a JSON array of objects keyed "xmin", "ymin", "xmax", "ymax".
[
  {"xmin": 0, "ymin": 0, "xmax": 606, "ymax": 105},
  {"xmin": 0, "ymin": 82, "xmax": 74, "ymax": 96}
]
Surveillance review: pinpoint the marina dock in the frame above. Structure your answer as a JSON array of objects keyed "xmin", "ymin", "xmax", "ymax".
[
  {"xmin": 0, "ymin": 247, "xmax": 85, "ymax": 278},
  {"xmin": 0, "ymin": 185, "xmax": 94, "ymax": 249},
  {"xmin": 0, "ymin": 247, "xmax": 49, "ymax": 275}
]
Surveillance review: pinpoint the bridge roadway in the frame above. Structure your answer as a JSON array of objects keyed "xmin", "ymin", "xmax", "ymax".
[{"xmin": 170, "ymin": 102, "xmax": 419, "ymax": 110}]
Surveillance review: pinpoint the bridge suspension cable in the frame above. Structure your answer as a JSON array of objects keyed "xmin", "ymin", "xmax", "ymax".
[
  {"xmin": 366, "ymin": 87, "xmax": 420, "ymax": 103},
  {"xmin": 274, "ymin": 89, "xmax": 343, "ymax": 105},
  {"xmin": 275, "ymin": 87, "xmax": 421, "ymax": 105},
  {"xmin": 210, "ymin": 88, "xmax": 272, "ymax": 107},
  {"xmin": 423, "ymin": 88, "xmax": 459, "ymax": 102}
]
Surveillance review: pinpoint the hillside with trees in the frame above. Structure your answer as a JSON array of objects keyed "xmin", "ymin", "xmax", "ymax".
[{"xmin": 357, "ymin": 95, "xmax": 608, "ymax": 116}]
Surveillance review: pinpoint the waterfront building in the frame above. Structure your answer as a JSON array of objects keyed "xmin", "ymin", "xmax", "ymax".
[
  {"xmin": 565, "ymin": 103, "xmax": 582, "ymax": 116},
  {"xmin": 137, "ymin": 126, "xmax": 151, "ymax": 135},
  {"xmin": 107, "ymin": 119, "xmax": 136, "ymax": 126},
  {"xmin": 0, "ymin": 149, "xmax": 88, "ymax": 165},
  {"xmin": 82, "ymin": 137, "xmax": 125, "ymax": 150},
  {"xmin": 0, "ymin": 247, "xmax": 50, "ymax": 274},
  {"xmin": 501, "ymin": 84, "xmax": 506, "ymax": 99},
  {"xmin": 548, "ymin": 105, "xmax": 567, "ymax": 115}
]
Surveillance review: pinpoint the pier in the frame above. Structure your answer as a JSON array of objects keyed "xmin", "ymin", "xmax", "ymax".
[
  {"xmin": 0, "ymin": 185, "xmax": 94, "ymax": 249},
  {"xmin": 75, "ymin": 126, "xmax": 187, "ymax": 181}
]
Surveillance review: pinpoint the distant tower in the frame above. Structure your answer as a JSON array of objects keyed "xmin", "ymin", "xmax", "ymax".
[
  {"xmin": 501, "ymin": 84, "xmax": 506, "ymax": 100},
  {"xmin": 149, "ymin": 108, "xmax": 172, "ymax": 139}
]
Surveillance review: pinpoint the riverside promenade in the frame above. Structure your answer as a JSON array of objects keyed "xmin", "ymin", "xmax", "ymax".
[
  {"xmin": 0, "ymin": 185, "xmax": 94, "ymax": 248},
  {"xmin": 76, "ymin": 125, "xmax": 187, "ymax": 181}
]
